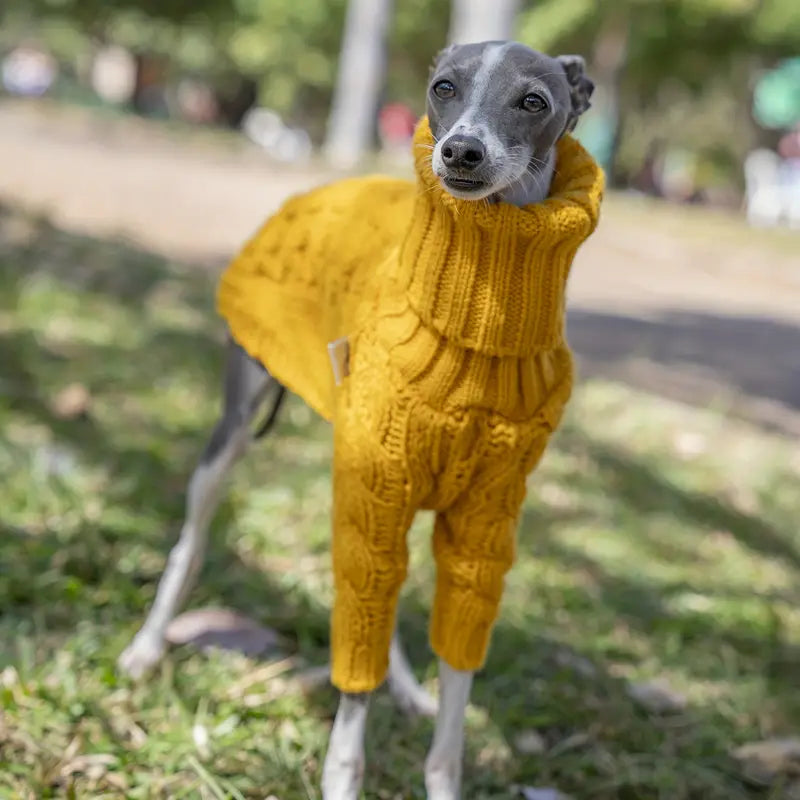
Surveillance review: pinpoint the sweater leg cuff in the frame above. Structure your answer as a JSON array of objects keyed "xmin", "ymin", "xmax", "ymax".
[
  {"xmin": 429, "ymin": 576, "xmax": 501, "ymax": 672},
  {"xmin": 330, "ymin": 584, "xmax": 399, "ymax": 693}
]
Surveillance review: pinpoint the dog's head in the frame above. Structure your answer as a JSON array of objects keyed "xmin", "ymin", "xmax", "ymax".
[{"xmin": 426, "ymin": 41, "xmax": 594, "ymax": 200}]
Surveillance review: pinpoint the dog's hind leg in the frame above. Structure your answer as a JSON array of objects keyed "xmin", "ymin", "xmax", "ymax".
[
  {"xmin": 118, "ymin": 336, "xmax": 280, "ymax": 679},
  {"xmin": 388, "ymin": 630, "xmax": 438, "ymax": 717}
]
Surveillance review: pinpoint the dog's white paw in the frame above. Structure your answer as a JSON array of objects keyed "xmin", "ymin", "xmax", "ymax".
[
  {"xmin": 117, "ymin": 633, "xmax": 166, "ymax": 679},
  {"xmin": 321, "ymin": 755, "xmax": 364, "ymax": 800}
]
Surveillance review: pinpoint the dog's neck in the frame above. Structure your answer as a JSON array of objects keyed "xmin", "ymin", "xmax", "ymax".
[
  {"xmin": 395, "ymin": 117, "xmax": 603, "ymax": 362},
  {"xmin": 495, "ymin": 150, "xmax": 557, "ymax": 207},
  {"xmin": 397, "ymin": 127, "xmax": 601, "ymax": 359}
]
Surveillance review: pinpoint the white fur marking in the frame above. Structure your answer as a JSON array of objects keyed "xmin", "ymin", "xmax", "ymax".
[
  {"xmin": 456, "ymin": 42, "xmax": 510, "ymax": 131},
  {"xmin": 425, "ymin": 660, "xmax": 474, "ymax": 800},
  {"xmin": 433, "ymin": 43, "xmax": 512, "ymax": 176}
]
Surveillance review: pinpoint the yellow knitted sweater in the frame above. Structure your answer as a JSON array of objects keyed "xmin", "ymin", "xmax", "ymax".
[{"xmin": 217, "ymin": 117, "xmax": 604, "ymax": 692}]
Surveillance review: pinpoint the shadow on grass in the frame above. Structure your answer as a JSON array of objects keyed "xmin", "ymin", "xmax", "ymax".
[
  {"xmin": 2, "ymin": 203, "xmax": 795, "ymax": 798},
  {"xmin": 564, "ymin": 426, "xmax": 800, "ymax": 570},
  {"xmin": 0, "ymin": 204, "xmax": 332, "ymax": 637},
  {"xmin": 567, "ymin": 308, "xmax": 800, "ymax": 437},
  {"xmin": 1, "ymin": 203, "xmax": 342, "ymax": 797}
]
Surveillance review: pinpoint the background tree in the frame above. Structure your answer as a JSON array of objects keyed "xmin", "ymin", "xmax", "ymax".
[
  {"xmin": 449, "ymin": 0, "xmax": 521, "ymax": 44},
  {"xmin": 323, "ymin": 0, "xmax": 394, "ymax": 167},
  {"xmin": 321, "ymin": 0, "xmax": 522, "ymax": 165}
]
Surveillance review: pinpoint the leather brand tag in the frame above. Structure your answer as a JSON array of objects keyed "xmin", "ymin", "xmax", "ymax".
[{"xmin": 327, "ymin": 336, "xmax": 350, "ymax": 385}]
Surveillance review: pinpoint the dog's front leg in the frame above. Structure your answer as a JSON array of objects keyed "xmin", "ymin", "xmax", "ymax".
[
  {"xmin": 424, "ymin": 661, "xmax": 473, "ymax": 800},
  {"xmin": 322, "ymin": 692, "xmax": 370, "ymax": 800}
]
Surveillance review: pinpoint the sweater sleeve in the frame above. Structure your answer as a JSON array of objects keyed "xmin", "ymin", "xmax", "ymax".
[
  {"xmin": 328, "ymin": 341, "xmax": 429, "ymax": 692},
  {"xmin": 429, "ymin": 422, "xmax": 552, "ymax": 671}
]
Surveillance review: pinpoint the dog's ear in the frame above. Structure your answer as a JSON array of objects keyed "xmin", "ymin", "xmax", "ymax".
[
  {"xmin": 430, "ymin": 44, "xmax": 458, "ymax": 78},
  {"xmin": 556, "ymin": 54, "xmax": 595, "ymax": 133}
]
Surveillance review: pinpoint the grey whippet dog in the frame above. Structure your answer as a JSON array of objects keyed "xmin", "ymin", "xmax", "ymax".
[{"xmin": 119, "ymin": 41, "xmax": 594, "ymax": 799}]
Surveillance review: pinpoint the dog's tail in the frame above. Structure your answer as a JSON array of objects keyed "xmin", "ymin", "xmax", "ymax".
[{"xmin": 253, "ymin": 385, "xmax": 286, "ymax": 440}]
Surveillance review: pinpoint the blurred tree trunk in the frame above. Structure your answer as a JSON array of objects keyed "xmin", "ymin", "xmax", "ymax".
[
  {"xmin": 448, "ymin": 0, "xmax": 520, "ymax": 44},
  {"xmin": 324, "ymin": 0, "xmax": 394, "ymax": 167},
  {"xmin": 592, "ymin": 12, "xmax": 630, "ymax": 182}
]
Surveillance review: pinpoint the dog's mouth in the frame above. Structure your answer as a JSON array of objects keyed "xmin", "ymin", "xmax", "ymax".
[{"xmin": 442, "ymin": 176, "xmax": 486, "ymax": 192}]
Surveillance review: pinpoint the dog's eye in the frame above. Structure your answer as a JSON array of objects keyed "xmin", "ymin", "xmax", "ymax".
[
  {"xmin": 521, "ymin": 93, "xmax": 548, "ymax": 113},
  {"xmin": 433, "ymin": 80, "xmax": 456, "ymax": 99}
]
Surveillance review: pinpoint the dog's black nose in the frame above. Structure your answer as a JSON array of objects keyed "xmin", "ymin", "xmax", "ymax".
[{"xmin": 441, "ymin": 135, "xmax": 486, "ymax": 170}]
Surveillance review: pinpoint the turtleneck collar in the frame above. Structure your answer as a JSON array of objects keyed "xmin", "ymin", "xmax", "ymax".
[{"xmin": 395, "ymin": 115, "xmax": 604, "ymax": 357}]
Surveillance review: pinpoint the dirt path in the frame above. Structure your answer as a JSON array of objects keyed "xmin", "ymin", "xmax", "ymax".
[
  {"xmin": 3, "ymin": 100, "xmax": 799, "ymax": 433},
  {"xmin": 0, "ymin": 101, "xmax": 324, "ymax": 262}
]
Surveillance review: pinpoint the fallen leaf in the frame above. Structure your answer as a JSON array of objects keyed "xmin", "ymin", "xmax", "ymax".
[
  {"xmin": 51, "ymin": 383, "xmax": 92, "ymax": 419},
  {"xmin": 104, "ymin": 771, "xmax": 129, "ymax": 791},
  {"xmin": 628, "ymin": 679, "xmax": 687, "ymax": 714},
  {"xmin": 60, "ymin": 753, "xmax": 118, "ymax": 777},
  {"xmin": 733, "ymin": 738, "xmax": 800, "ymax": 784},
  {"xmin": 514, "ymin": 729, "xmax": 547, "ymax": 755},
  {"xmin": 226, "ymin": 657, "xmax": 298, "ymax": 697},
  {"xmin": 165, "ymin": 607, "xmax": 281, "ymax": 657}
]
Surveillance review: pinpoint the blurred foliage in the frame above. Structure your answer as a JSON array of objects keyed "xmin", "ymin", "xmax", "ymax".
[
  {"xmin": 517, "ymin": 0, "xmax": 800, "ymax": 189},
  {"xmin": 1, "ymin": 0, "xmax": 799, "ymax": 188},
  {"xmin": 519, "ymin": 0, "xmax": 800, "ymax": 80},
  {"xmin": 0, "ymin": 0, "xmax": 450, "ymax": 133},
  {"xmin": 1, "ymin": 0, "xmax": 349, "ymax": 133}
]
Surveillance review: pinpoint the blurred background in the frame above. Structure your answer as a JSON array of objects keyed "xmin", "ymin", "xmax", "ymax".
[
  {"xmin": 1, "ymin": 2, "xmax": 800, "ymax": 799},
  {"xmin": 2, "ymin": 0, "xmax": 800, "ymax": 215}
]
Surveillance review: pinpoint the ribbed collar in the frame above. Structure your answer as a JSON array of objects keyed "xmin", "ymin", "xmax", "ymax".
[{"xmin": 396, "ymin": 116, "xmax": 604, "ymax": 357}]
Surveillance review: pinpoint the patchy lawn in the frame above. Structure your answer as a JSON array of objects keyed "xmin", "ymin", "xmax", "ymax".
[{"xmin": 1, "ymin": 203, "xmax": 799, "ymax": 800}]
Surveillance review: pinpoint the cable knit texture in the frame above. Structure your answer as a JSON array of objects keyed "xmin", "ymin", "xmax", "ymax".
[{"xmin": 217, "ymin": 116, "xmax": 604, "ymax": 692}]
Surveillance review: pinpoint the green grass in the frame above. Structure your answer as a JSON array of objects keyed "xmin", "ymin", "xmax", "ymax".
[{"xmin": 1, "ymin": 201, "xmax": 799, "ymax": 800}]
